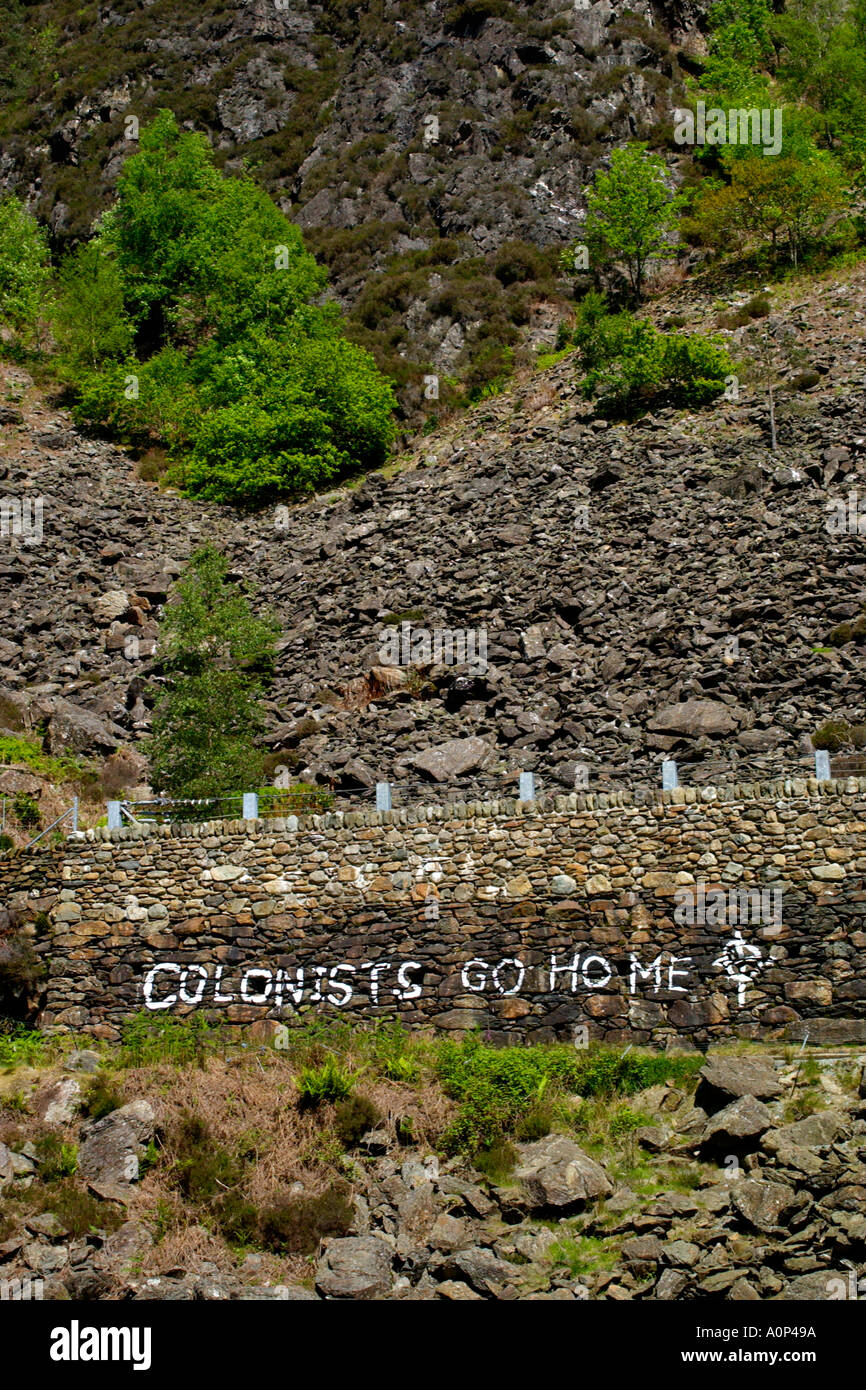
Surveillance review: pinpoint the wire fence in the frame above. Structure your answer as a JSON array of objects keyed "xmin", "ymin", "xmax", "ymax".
[{"xmin": 102, "ymin": 751, "xmax": 848, "ymax": 828}]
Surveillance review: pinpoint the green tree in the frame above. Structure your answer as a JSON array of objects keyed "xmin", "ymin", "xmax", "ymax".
[
  {"xmin": 148, "ymin": 546, "xmax": 279, "ymax": 799},
  {"xmin": 582, "ymin": 145, "xmax": 684, "ymax": 303},
  {"xmin": 774, "ymin": 0, "xmax": 866, "ymax": 150},
  {"xmin": 61, "ymin": 110, "xmax": 396, "ymax": 504},
  {"xmin": 685, "ymin": 148, "xmax": 847, "ymax": 264},
  {"xmin": 53, "ymin": 243, "xmax": 133, "ymax": 371},
  {"xmin": 0, "ymin": 196, "xmax": 50, "ymax": 346}
]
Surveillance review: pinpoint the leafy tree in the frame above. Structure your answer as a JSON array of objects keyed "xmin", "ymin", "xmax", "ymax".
[
  {"xmin": 774, "ymin": 0, "xmax": 866, "ymax": 150},
  {"xmin": 685, "ymin": 148, "xmax": 847, "ymax": 264},
  {"xmin": 147, "ymin": 546, "xmax": 279, "ymax": 799},
  {"xmin": 0, "ymin": 196, "xmax": 50, "ymax": 346},
  {"xmin": 52, "ymin": 243, "xmax": 133, "ymax": 371},
  {"xmin": 582, "ymin": 145, "xmax": 684, "ymax": 303},
  {"xmin": 58, "ymin": 110, "xmax": 396, "ymax": 504}
]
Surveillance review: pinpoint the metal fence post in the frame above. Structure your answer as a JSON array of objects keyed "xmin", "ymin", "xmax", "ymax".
[
  {"xmin": 107, "ymin": 801, "xmax": 122, "ymax": 830},
  {"xmin": 71, "ymin": 797, "xmax": 79, "ymax": 833},
  {"xmin": 662, "ymin": 760, "xmax": 678, "ymax": 790},
  {"xmin": 376, "ymin": 782, "xmax": 392, "ymax": 811},
  {"xmin": 815, "ymin": 750, "xmax": 831, "ymax": 782},
  {"xmin": 242, "ymin": 792, "xmax": 259, "ymax": 820},
  {"xmin": 519, "ymin": 771, "xmax": 535, "ymax": 802}
]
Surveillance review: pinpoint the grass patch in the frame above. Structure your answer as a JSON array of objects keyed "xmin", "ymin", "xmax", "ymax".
[
  {"xmin": 0, "ymin": 735, "xmax": 85, "ymax": 782},
  {"xmin": 117, "ymin": 1013, "xmax": 225, "ymax": 1068},
  {"xmin": 547, "ymin": 1233, "xmax": 619, "ymax": 1278},
  {"xmin": 435, "ymin": 1037, "xmax": 702, "ymax": 1157}
]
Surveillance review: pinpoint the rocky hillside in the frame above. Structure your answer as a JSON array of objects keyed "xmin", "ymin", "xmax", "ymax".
[
  {"xmin": 1, "ymin": 1041, "xmax": 864, "ymax": 1301},
  {"xmin": 0, "ymin": 0, "xmax": 708, "ymax": 404},
  {"xmin": 1, "ymin": 265, "xmax": 865, "ymax": 815}
]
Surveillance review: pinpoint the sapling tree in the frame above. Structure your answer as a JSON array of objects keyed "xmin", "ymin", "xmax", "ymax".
[
  {"xmin": 148, "ymin": 545, "xmax": 279, "ymax": 798},
  {"xmin": 581, "ymin": 145, "xmax": 684, "ymax": 304}
]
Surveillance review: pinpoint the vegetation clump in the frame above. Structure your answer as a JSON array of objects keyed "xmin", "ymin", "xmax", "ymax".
[
  {"xmin": 52, "ymin": 110, "xmax": 396, "ymax": 506},
  {"xmin": 258, "ymin": 1185, "xmax": 353, "ymax": 1254},
  {"xmin": 334, "ymin": 1094, "xmax": 381, "ymax": 1147}
]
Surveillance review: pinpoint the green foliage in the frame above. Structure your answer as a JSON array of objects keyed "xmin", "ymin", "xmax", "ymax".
[
  {"xmin": 80, "ymin": 1072, "xmax": 122, "ymax": 1120},
  {"xmin": 582, "ymin": 145, "xmax": 684, "ymax": 302},
  {"xmin": 36, "ymin": 1178, "xmax": 122, "ymax": 1238},
  {"xmin": 0, "ymin": 1024, "xmax": 49, "ymax": 1070},
  {"xmin": 10, "ymin": 793, "xmax": 41, "ymax": 830},
  {"xmin": 258, "ymin": 1184, "xmax": 353, "ymax": 1254},
  {"xmin": 170, "ymin": 1112, "xmax": 242, "ymax": 1202},
  {"xmin": 58, "ymin": 110, "xmax": 395, "ymax": 504},
  {"xmin": 147, "ymin": 544, "xmax": 278, "ymax": 799},
  {"xmin": 257, "ymin": 782, "xmax": 335, "ymax": 815},
  {"xmin": 53, "ymin": 242, "xmax": 133, "ymax": 372},
  {"xmin": 686, "ymin": 147, "xmax": 848, "ymax": 266},
  {"xmin": 34, "ymin": 1134, "xmax": 79, "ymax": 1181},
  {"xmin": 0, "ymin": 735, "xmax": 85, "ymax": 783},
  {"xmin": 548, "ymin": 1233, "xmax": 617, "ymax": 1277},
  {"xmin": 572, "ymin": 297, "xmax": 732, "ymax": 416},
  {"xmin": 774, "ymin": 0, "xmax": 866, "ymax": 163},
  {"xmin": 608, "ymin": 1104, "xmax": 650, "ymax": 1139},
  {"xmin": 473, "ymin": 1137, "xmax": 519, "ymax": 1182},
  {"xmin": 334, "ymin": 1094, "xmax": 381, "ymax": 1147},
  {"xmin": 296, "ymin": 1055, "xmax": 357, "ymax": 1109},
  {"xmin": 0, "ymin": 195, "xmax": 50, "ymax": 347},
  {"xmin": 436, "ymin": 1038, "xmax": 702, "ymax": 1157},
  {"xmin": 117, "ymin": 1012, "xmax": 223, "ymax": 1068}
]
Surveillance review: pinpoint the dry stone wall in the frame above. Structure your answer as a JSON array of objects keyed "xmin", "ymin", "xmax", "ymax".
[{"xmin": 4, "ymin": 777, "xmax": 866, "ymax": 1046}]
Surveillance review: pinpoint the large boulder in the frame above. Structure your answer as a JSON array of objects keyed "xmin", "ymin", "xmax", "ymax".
[
  {"xmin": 77, "ymin": 1101, "xmax": 154, "ymax": 1201},
  {"xmin": 771, "ymin": 1111, "xmax": 848, "ymax": 1152},
  {"xmin": 696, "ymin": 1057, "xmax": 784, "ymax": 1114},
  {"xmin": 514, "ymin": 1135, "xmax": 612, "ymax": 1212},
  {"xmin": 699, "ymin": 1095, "xmax": 774, "ymax": 1152},
  {"xmin": 647, "ymin": 700, "xmax": 739, "ymax": 737},
  {"xmin": 315, "ymin": 1236, "xmax": 394, "ymax": 1300},
  {"xmin": 439, "ymin": 1247, "xmax": 519, "ymax": 1296},
  {"xmin": 410, "ymin": 737, "xmax": 494, "ymax": 783},
  {"xmin": 34, "ymin": 1078, "xmax": 81, "ymax": 1127},
  {"xmin": 46, "ymin": 699, "xmax": 124, "ymax": 755},
  {"xmin": 731, "ymin": 1179, "xmax": 801, "ymax": 1233}
]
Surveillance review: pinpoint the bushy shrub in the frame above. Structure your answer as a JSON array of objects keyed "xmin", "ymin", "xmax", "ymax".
[
  {"xmin": 170, "ymin": 1112, "xmax": 242, "ymax": 1201},
  {"xmin": 827, "ymin": 615, "xmax": 866, "ymax": 647},
  {"xmin": 812, "ymin": 719, "xmax": 853, "ymax": 752},
  {"xmin": 80, "ymin": 1073, "xmax": 122, "ymax": 1121},
  {"xmin": 118, "ymin": 1013, "xmax": 223, "ymax": 1068},
  {"xmin": 36, "ymin": 1178, "xmax": 122, "ymax": 1238},
  {"xmin": 11, "ymin": 793, "xmax": 41, "ymax": 830},
  {"xmin": 34, "ymin": 1134, "xmax": 78, "ymax": 1181},
  {"xmin": 436, "ymin": 1038, "xmax": 702, "ymax": 1156},
  {"xmin": 334, "ymin": 1094, "xmax": 381, "ymax": 1147},
  {"xmin": 259, "ymin": 1184, "xmax": 353, "ymax": 1254},
  {"xmin": 573, "ymin": 296, "xmax": 732, "ymax": 417}
]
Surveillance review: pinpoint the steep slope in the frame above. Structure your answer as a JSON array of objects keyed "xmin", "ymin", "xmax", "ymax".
[
  {"xmin": 1, "ymin": 266, "xmax": 865, "ymax": 813},
  {"xmin": 0, "ymin": 0, "xmax": 707, "ymax": 403}
]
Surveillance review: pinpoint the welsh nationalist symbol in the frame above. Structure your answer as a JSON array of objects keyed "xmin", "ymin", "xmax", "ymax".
[{"xmin": 712, "ymin": 931, "xmax": 766, "ymax": 1004}]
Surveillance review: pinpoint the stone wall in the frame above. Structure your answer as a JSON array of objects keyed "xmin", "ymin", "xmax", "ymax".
[{"xmin": 4, "ymin": 776, "xmax": 866, "ymax": 1046}]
